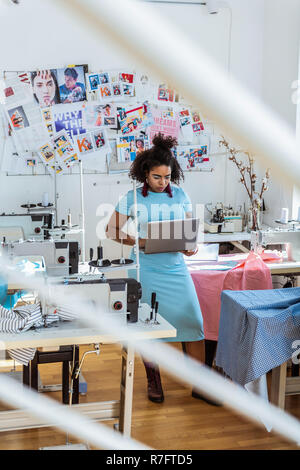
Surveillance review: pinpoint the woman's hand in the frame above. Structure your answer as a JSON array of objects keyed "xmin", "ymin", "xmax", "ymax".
[{"xmin": 181, "ymin": 247, "xmax": 198, "ymax": 257}]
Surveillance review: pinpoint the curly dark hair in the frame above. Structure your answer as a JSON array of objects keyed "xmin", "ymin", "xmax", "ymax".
[{"xmin": 129, "ymin": 133, "xmax": 184, "ymax": 184}]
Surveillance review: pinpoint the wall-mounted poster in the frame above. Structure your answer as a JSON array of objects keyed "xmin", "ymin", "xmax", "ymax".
[
  {"xmin": 82, "ymin": 102, "xmax": 117, "ymax": 129},
  {"xmin": 191, "ymin": 109, "xmax": 205, "ymax": 134},
  {"xmin": 75, "ymin": 129, "xmax": 110, "ymax": 157},
  {"xmin": 157, "ymin": 83, "xmax": 179, "ymax": 103},
  {"xmin": 38, "ymin": 142, "xmax": 55, "ymax": 164},
  {"xmin": 53, "ymin": 130, "xmax": 79, "ymax": 169},
  {"xmin": 175, "ymin": 145, "xmax": 210, "ymax": 171},
  {"xmin": 91, "ymin": 129, "xmax": 110, "ymax": 152},
  {"xmin": 56, "ymin": 65, "xmax": 87, "ymax": 104},
  {"xmin": 148, "ymin": 106, "xmax": 180, "ymax": 143},
  {"xmin": 30, "ymin": 70, "xmax": 61, "ymax": 107},
  {"xmin": 52, "ymin": 102, "xmax": 86, "ymax": 142},
  {"xmin": 118, "ymin": 105, "xmax": 144, "ymax": 135},
  {"xmin": 117, "ymin": 134, "xmax": 149, "ymax": 162}
]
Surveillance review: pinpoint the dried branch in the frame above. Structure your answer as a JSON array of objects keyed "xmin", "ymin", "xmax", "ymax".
[{"xmin": 219, "ymin": 137, "xmax": 270, "ymax": 208}]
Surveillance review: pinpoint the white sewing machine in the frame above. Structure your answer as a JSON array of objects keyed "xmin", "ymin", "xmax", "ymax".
[
  {"xmin": 205, "ymin": 203, "xmax": 243, "ymax": 234},
  {"xmin": 0, "ymin": 212, "xmax": 54, "ymax": 242},
  {"xmin": 2, "ymin": 239, "xmax": 79, "ymax": 277},
  {"xmin": 251, "ymin": 227, "xmax": 300, "ymax": 262}
]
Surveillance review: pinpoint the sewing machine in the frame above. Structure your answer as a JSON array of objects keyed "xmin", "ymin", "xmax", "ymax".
[
  {"xmin": 205, "ymin": 203, "xmax": 243, "ymax": 234},
  {"xmin": 47, "ymin": 276, "xmax": 142, "ymax": 323},
  {"xmin": 2, "ymin": 239, "xmax": 79, "ymax": 277},
  {"xmin": 0, "ymin": 212, "xmax": 55, "ymax": 241},
  {"xmin": 251, "ymin": 227, "xmax": 300, "ymax": 262}
]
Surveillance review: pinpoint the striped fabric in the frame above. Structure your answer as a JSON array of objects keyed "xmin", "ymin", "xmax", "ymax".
[{"xmin": 0, "ymin": 303, "xmax": 78, "ymax": 366}]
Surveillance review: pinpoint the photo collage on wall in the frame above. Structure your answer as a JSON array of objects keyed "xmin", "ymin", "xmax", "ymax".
[{"xmin": 1, "ymin": 64, "xmax": 212, "ymax": 174}]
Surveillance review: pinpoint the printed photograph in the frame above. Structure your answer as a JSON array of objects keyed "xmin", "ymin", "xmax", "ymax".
[
  {"xmin": 88, "ymin": 74, "xmax": 100, "ymax": 91},
  {"xmin": 8, "ymin": 106, "xmax": 29, "ymax": 130},
  {"xmin": 112, "ymin": 83, "xmax": 122, "ymax": 96},
  {"xmin": 92, "ymin": 131, "xmax": 106, "ymax": 149},
  {"xmin": 98, "ymin": 72, "xmax": 110, "ymax": 84},
  {"xmin": 76, "ymin": 133, "xmax": 94, "ymax": 155},
  {"xmin": 56, "ymin": 65, "xmax": 87, "ymax": 103},
  {"xmin": 119, "ymin": 72, "xmax": 134, "ymax": 83},
  {"xmin": 122, "ymin": 83, "xmax": 135, "ymax": 96},
  {"xmin": 31, "ymin": 69, "xmax": 61, "ymax": 107},
  {"xmin": 99, "ymin": 84, "xmax": 112, "ymax": 99},
  {"xmin": 39, "ymin": 144, "xmax": 55, "ymax": 162}
]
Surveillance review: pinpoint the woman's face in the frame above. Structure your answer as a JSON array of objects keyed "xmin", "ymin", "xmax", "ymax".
[
  {"xmin": 146, "ymin": 165, "xmax": 171, "ymax": 193},
  {"xmin": 33, "ymin": 70, "xmax": 56, "ymax": 106}
]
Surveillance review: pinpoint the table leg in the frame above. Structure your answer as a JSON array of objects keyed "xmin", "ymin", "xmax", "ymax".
[
  {"xmin": 118, "ymin": 345, "xmax": 135, "ymax": 436},
  {"xmin": 270, "ymin": 362, "xmax": 287, "ymax": 409},
  {"xmin": 30, "ymin": 352, "xmax": 39, "ymax": 391}
]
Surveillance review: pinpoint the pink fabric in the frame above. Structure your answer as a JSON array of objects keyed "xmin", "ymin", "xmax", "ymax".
[{"xmin": 190, "ymin": 251, "xmax": 279, "ymax": 341}]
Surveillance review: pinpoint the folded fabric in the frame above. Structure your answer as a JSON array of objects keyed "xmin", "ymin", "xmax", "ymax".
[
  {"xmin": 222, "ymin": 251, "xmax": 273, "ymax": 291},
  {"xmin": 190, "ymin": 251, "xmax": 273, "ymax": 341},
  {"xmin": 0, "ymin": 303, "xmax": 77, "ymax": 366}
]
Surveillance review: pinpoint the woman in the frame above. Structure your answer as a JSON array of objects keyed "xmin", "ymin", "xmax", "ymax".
[
  {"xmin": 31, "ymin": 70, "xmax": 60, "ymax": 107},
  {"xmin": 106, "ymin": 134, "xmax": 208, "ymax": 404}
]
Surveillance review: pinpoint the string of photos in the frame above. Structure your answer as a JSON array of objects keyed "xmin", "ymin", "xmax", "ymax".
[{"xmin": 0, "ymin": 64, "xmax": 215, "ymax": 175}]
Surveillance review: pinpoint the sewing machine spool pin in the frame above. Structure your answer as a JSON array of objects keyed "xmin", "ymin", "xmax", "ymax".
[{"xmin": 111, "ymin": 238, "xmax": 133, "ymax": 266}]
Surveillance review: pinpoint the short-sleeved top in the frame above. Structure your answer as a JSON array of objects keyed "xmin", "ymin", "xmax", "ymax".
[{"xmin": 115, "ymin": 185, "xmax": 192, "ymax": 267}]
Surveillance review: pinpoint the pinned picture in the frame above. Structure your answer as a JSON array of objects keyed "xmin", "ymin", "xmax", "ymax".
[
  {"xmin": 50, "ymin": 164, "xmax": 63, "ymax": 174},
  {"xmin": 42, "ymin": 108, "xmax": 52, "ymax": 122},
  {"xmin": 53, "ymin": 102, "xmax": 86, "ymax": 141},
  {"xmin": 38, "ymin": 143, "xmax": 55, "ymax": 163},
  {"xmin": 148, "ymin": 106, "xmax": 180, "ymax": 142},
  {"xmin": 98, "ymin": 72, "xmax": 110, "ymax": 84},
  {"xmin": 31, "ymin": 70, "xmax": 61, "ymax": 107},
  {"xmin": 191, "ymin": 109, "xmax": 205, "ymax": 133},
  {"xmin": 26, "ymin": 159, "xmax": 36, "ymax": 167},
  {"xmin": 117, "ymin": 135, "xmax": 136, "ymax": 162},
  {"xmin": 56, "ymin": 65, "xmax": 87, "ymax": 104},
  {"xmin": 92, "ymin": 130, "xmax": 106, "ymax": 150},
  {"xmin": 122, "ymin": 83, "xmax": 135, "ymax": 97},
  {"xmin": 76, "ymin": 132, "xmax": 94, "ymax": 155},
  {"xmin": 88, "ymin": 74, "xmax": 100, "ymax": 91},
  {"xmin": 179, "ymin": 108, "xmax": 192, "ymax": 127},
  {"xmin": 119, "ymin": 105, "xmax": 144, "ymax": 135},
  {"xmin": 175, "ymin": 145, "xmax": 210, "ymax": 171},
  {"xmin": 157, "ymin": 83, "xmax": 178, "ymax": 103},
  {"xmin": 83, "ymin": 102, "xmax": 117, "ymax": 129},
  {"xmin": 192, "ymin": 122, "xmax": 204, "ymax": 133},
  {"xmin": 119, "ymin": 72, "xmax": 134, "ymax": 84},
  {"xmin": 99, "ymin": 84, "xmax": 112, "ymax": 99},
  {"xmin": 53, "ymin": 130, "xmax": 78, "ymax": 169},
  {"xmin": 112, "ymin": 83, "xmax": 122, "ymax": 97},
  {"xmin": 63, "ymin": 154, "xmax": 79, "ymax": 168},
  {"xmin": 7, "ymin": 106, "xmax": 29, "ymax": 131}
]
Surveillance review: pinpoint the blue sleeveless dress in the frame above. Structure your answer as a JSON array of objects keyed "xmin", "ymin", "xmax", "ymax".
[{"xmin": 115, "ymin": 185, "xmax": 204, "ymax": 342}]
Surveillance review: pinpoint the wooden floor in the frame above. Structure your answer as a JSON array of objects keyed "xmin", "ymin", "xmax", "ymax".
[{"xmin": 0, "ymin": 342, "xmax": 299, "ymax": 450}]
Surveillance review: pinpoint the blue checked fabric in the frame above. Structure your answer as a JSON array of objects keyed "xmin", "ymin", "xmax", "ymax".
[{"xmin": 215, "ymin": 287, "xmax": 300, "ymax": 385}]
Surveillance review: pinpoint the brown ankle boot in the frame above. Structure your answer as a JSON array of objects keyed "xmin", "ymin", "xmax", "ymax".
[{"xmin": 142, "ymin": 360, "xmax": 164, "ymax": 403}]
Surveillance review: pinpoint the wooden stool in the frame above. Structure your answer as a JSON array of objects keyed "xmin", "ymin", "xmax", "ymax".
[{"xmin": 23, "ymin": 345, "xmax": 79, "ymax": 405}]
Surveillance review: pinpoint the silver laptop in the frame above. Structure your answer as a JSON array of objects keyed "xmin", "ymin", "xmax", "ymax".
[{"xmin": 144, "ymin": 218, "xmax": 200, "ymax": 254}]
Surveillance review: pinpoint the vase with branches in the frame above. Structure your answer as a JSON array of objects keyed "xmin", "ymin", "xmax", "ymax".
[{"xmin": 219, "ymin": 137, "xmax": 270, "ymax": 231}]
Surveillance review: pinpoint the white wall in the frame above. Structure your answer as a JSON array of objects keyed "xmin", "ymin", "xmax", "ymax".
[
  {"xmin": 261, "ymin": 0, "xmax": 300, "ymax": 225},
  {"xmin": 0, "ymin": 0, "xmax": 269, "ymax": 259}
]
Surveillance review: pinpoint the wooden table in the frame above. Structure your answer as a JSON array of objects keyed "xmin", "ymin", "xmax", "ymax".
[{"xmin": 0, "ymin": 303, "xmax": 176, "ymax": 436}]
